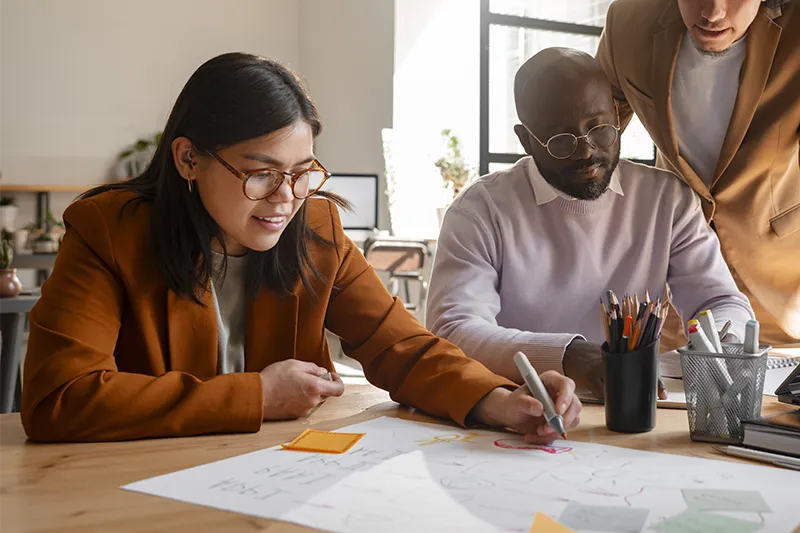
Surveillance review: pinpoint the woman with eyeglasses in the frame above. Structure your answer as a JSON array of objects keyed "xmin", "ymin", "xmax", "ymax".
[{"xmin": 21, "ymin": 53, "xmax": 580, "ymax": 442}]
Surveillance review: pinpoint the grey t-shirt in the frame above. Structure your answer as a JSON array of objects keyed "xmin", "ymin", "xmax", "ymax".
[{"xmin": 211, "ymin": 252, "xmax": 248, "ymax": 374}]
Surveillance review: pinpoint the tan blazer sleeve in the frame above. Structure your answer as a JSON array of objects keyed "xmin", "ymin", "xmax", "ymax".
[
  {"xmin": 21, "ymin": 198, "xmax": 263, "ymax": 442},
  {"xmin": 596, "ymin": 2, "xmax": 634, "ymax": 132},
  {"xmin": 321, "ymin": 203, "xmax": 514, "ymax": 426}
]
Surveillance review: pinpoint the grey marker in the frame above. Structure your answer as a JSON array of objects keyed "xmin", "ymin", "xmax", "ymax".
[
  {"xmin": 744, "ymin": 320, "xmax": 759, "ymax": 354},
  {"xmin": 513, "ymin": 352, "xmax": 568, "ymax": 439}
]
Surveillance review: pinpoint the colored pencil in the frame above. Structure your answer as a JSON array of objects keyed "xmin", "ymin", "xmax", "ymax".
[{"xmin": 600, "ymin": 289, "xmax": 669, "ymax": 353}]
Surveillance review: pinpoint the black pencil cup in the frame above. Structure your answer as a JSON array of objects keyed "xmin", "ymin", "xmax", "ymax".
[{"xmin": 601, "ymin": 340, "xmax": 659, "ymax": 433}]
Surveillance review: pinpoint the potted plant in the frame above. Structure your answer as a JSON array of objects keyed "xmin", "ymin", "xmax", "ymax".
[
  {"xmin": 114, "ymin": 132, "xmax": 162, "ymax": 181},
  {"xmin": 0, "ymin": 234, "xmax": 22, "ymax": 297},
  {"xmin": 45, "ymin": 209, "xmax": 66, "ymax": 243},
  {"xmin": 434, "ymin": 129, "xmax": 475, "ymax": 200},
  {"xmin": 0, "ymin": 196, "xmax": 18, "ymax": 232},
  {"xmin": 434, "ymin": 129, "xmax": 475, "ymax": 226},
  {"xmin": 33, "ymin": 233, "xmax": 59, "ymax": 254},
  {"xmin": 25, "ymin": 222, "xmax": 45, "ymax": 250}
]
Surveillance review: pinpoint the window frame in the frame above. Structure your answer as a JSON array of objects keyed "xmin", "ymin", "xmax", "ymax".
[{"xmin": 478, "ymin": 0, "xmax": 656, "ymax": 174}]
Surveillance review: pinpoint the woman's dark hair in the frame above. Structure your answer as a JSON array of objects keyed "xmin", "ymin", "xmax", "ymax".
[{"xmin": 83, "ymin": 52, "xmax": 348, "ymax": 304}]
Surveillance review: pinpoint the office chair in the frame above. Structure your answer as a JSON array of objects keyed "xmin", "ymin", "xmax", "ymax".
[{"xmin": 362, "ymin": 237, "xmax": 431, "ymax": 317}]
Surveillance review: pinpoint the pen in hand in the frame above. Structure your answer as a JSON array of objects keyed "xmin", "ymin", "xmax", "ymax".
[{"xmin": 513, "ymin": 352, "xmax": 568, "ymax": 439}]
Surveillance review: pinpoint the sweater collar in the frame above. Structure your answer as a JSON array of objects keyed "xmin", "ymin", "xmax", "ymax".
[{"xmin": 525, "ymin": 156, "xmax": 624, "ymax": 206}]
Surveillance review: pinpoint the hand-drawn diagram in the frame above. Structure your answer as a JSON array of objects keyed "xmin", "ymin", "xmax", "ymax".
[
  {"xmin": 416, "ymin": 432, "xmax": 486, "ymax": 446},
  {"xmin": 493, "ymin": 437, "xmax": 572, "ymax": 454},
  {"xmin": 124, "ymin": 417, "xmax": 800, "ymax": 533}
]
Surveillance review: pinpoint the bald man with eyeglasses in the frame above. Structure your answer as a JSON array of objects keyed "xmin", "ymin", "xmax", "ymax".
[{"xmin": 425, "ymin": 48, "xmax": 754, "ymax": 399}]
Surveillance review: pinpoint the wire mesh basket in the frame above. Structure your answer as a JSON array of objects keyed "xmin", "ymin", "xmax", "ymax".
[{"xmin": 678, "ymin": 343, "xmax": 770, "ymax": 443}]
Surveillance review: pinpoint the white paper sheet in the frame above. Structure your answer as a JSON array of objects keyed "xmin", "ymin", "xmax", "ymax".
[{"xmin": 123, "ymin": 417, "xmax": 800, "ymax": 533}]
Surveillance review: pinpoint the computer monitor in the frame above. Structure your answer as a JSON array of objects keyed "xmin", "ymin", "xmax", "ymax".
[{"xmin": 323, "ymin": 173, "xmax": 379, "ymax": 230}]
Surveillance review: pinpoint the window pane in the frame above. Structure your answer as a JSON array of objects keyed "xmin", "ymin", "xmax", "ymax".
[
  {"xmin": 489, "ymin": 0, "xmax": 611, "ymax": 27},
  {"xmin": 489, "ymin": 25, "xmax": 599, "ymax": 155},
  {"xmin": 488, "ymin": 162, "xmax": 516, "ymax": 174},
  {"xmin": 488, "ymin": 24, "xmax": 655, "ymax": 163},
  {"xmin": 620, "ymin": 114, "xmax": 655, "ymax": 162}
]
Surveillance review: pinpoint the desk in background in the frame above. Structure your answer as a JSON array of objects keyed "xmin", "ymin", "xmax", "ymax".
[
  {"xmin": 1, "ymin": 385, "xmax": 796, "ymax": 533},
  {"xmin": 0, "ymin": 290, "xmax": 39, "ymax": 413}
]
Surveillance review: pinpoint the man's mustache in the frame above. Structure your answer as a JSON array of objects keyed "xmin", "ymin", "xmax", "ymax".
[
  {"xmin": 698, "ymin": 20, "xmax": 727, "ymax": 31},
  {"xmin": 566, "ymin": 158, "xmax": 609, "ymax": 175}
]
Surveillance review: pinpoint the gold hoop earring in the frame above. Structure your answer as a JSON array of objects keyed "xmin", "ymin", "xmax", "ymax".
[{"xmin": 187, "ymin": 179, "xmax": 194, "ymax": 193}]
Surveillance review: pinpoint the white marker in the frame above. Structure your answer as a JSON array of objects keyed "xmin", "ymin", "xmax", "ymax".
[
  {"xmin": 687, "ymin": 320, "xmax": 716, "ymax": 353},
  {"xmin": 698, "ymin": 310, "xmax": 723, "ymax": 353},
  {"xmin": 513, "ymin": 352, "xmax": 567, "ymax": 439}
]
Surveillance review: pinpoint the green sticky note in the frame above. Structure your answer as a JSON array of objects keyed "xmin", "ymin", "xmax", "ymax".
[
  {"xmin": 559, "ymin": 504, "xmax": 649, "ymax": 533},
  {"xmin": 682, "ymin": 489, "xmax": 771, "ymax": 513},
  {"xmin": 653, "ymin": 510, "xmax": 762, "ymax": 533}
]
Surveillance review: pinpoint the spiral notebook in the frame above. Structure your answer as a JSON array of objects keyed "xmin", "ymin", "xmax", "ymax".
[{"xmin": 767, "ymin": 352, "xmax": 800, "ymax": 369}]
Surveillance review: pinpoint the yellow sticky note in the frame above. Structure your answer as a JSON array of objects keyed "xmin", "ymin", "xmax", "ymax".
[
  {"xmin": 281, "ymin": 429, "xmax": 365, "ymax": 454},
  {"xmin": 530, "ymin": 512, "xmax": 574, "ymax": 533}
]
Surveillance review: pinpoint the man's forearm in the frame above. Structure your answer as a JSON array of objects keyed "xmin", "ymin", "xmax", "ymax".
[{"xmin": 433, "ymin": 318, "xmax": 583, "ymax": 381}]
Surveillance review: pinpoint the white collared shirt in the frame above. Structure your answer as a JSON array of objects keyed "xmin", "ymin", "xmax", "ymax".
[{"xmin": 526, "ymin": 157, "xmax": 624, "ymax": 205}]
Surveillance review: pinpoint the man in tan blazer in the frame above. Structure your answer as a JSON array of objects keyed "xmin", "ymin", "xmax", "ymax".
[{"xmin": 596, "ymin": 0, "xmax": 800, "ymax": 348}]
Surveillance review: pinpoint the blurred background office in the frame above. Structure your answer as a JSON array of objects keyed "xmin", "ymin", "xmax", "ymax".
[{"xmin": 0, "ymin": 1, "xmax": 656, "ymax": 406}]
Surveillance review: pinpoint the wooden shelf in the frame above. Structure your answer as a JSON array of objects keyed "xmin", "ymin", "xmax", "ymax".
[
  {"xmin": 10, "ymin": 253, "xmax": 57, "ymax": 270},
  {"xmin": 0, "ymin": 184, "xmax": 100, "ymax": 193}
]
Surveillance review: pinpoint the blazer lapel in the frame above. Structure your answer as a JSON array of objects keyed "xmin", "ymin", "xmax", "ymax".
[
  {"xmin": 167, "ymin": 286, "xmax": 219, "ymax": 378},
  {"xmin": 244, "ymin": 288, "xmax": 299, "ymax": 372},
  {"xmin": 710, "ymin": 10, "xmax": 781, "ymax": 188},
  {"xmin": 652, "ymin": 3, "xmax": 710, "ymax": 197}
]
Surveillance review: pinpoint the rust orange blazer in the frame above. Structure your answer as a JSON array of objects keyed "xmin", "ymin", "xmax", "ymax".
[
  {"xmin": 21, "ymin": 190, "xmax": 512, "ymax": 442},
  {"xmin": 597, "ymin": 0, "xmax": 800, "ymax": 340}
]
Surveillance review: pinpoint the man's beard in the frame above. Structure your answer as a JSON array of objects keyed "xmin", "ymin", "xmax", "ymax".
[
  {"xmin": 539, "ymin": 150, "xmax": 620, "ymax": 201},
  {"xmin": 690, "ymin": 36, "xmax": 731, "ymax": 58}
]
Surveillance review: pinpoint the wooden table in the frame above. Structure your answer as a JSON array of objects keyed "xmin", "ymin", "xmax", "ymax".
[{"xmin": 0, "ymin": 386, "xmax": 795, "ymax": 533}]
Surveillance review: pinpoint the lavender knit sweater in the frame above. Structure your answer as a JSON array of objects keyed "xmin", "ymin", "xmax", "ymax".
[{"xmin": 426, "ymin": 157, "xmax": 754, "ymax": 380}]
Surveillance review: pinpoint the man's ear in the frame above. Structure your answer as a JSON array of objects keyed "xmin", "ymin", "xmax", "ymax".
[{"xmin": 514, "ymin": 124, "xmax": 534, "ymax": 155}]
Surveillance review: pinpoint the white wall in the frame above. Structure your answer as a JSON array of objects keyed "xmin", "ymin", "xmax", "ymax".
[
  {"xmin": 299, "ymin": 0, "xmax": 394, "ymax": 231},
  {"xmin": 0, "ymin": 0, "xmax": 297, "ymax": 286},
  {"xmin": 1, "ymin": 0, "xmax": 301, "ymax": 186}
]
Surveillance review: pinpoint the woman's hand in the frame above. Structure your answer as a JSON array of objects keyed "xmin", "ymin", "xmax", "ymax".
[
  {"xmin": 259, "ymin": 360, "xmax": 344, "ymax": 420},
  {"xmin": 471, "ymin": 371, "xmax": 581, "ymax": 444}
]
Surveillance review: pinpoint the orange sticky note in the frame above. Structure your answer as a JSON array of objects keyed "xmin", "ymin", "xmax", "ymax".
[
  {"xmin": 281, "ymin": 429, "xmax": 365, "ymax": 454},
  {"xmin": 530, "ymin": 512, "xmax": 574, "ymax": 533}
]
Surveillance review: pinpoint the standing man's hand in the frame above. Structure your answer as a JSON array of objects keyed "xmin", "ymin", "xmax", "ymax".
[{"xmin": 563, "ymin": 339, "xmax": 604, "ymax": 399}]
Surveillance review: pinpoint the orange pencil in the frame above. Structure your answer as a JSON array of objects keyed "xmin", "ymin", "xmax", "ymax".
[
  {"xmin": 622, "ymin": 315, "xmax": 632, "ymax": 353},
  {"xmin": 630, "ymin": 324, "xmax": 641, "ymax": 351}
]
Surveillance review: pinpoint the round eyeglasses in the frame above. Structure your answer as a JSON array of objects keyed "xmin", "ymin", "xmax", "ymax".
[
  {"xmin": 525, "ymin": 123, "xmax": 621, "ymax": 160},
  {"xmin": 207, "ymin": 151, "xmax": 330, "ymax": 200}
]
